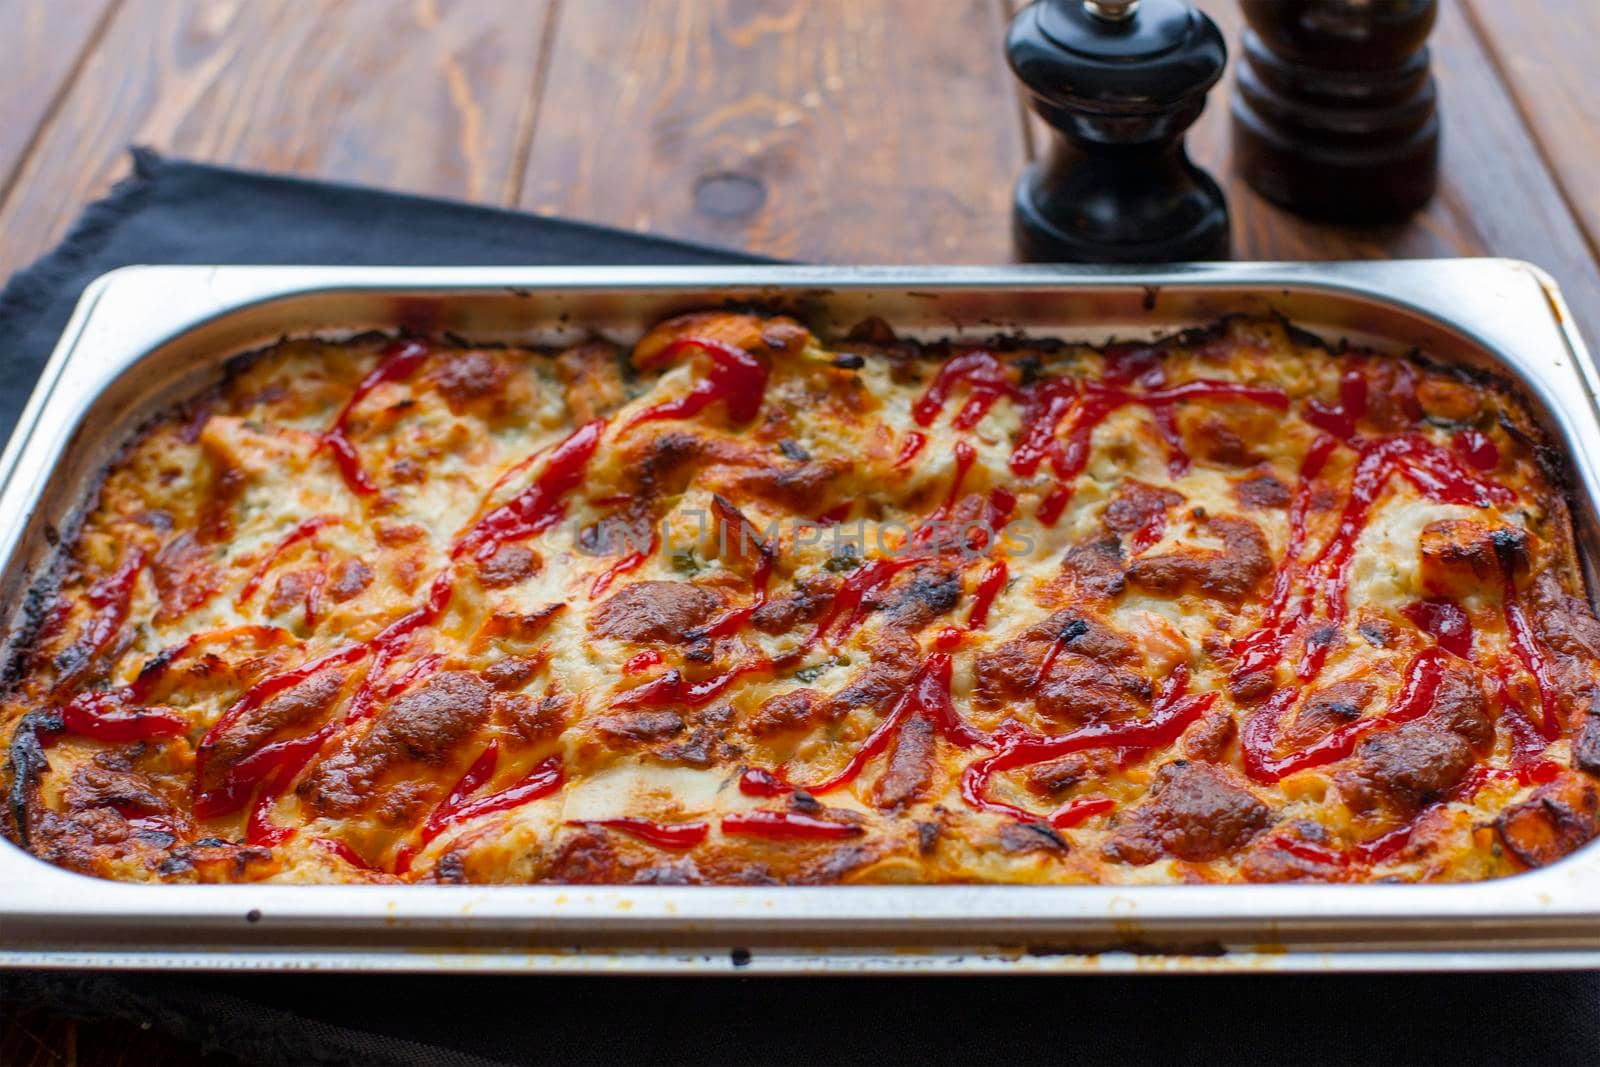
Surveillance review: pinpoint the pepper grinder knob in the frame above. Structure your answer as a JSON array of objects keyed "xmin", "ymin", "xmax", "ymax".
[{"xmin": 1007, "ymin": 0, "xmax": 1229, "ymax": 263}]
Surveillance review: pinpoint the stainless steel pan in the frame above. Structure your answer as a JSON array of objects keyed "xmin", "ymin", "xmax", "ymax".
[{"xmin": 2, "ymin": 261, "xmax": 1597, "ymax": 974}]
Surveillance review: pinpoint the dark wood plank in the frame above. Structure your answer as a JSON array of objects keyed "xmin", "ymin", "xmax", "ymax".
[
  {"xmin": 520, "ymin": 0, "xmax": 1028, "ymax": 262},
  {"xmin": 1, "ymin": 1005, "xmax": 238, "ymax": 1066},
  {"xmin": 0, "ymin": 1006, "xmax": 75, "ymax": 1067},
  {"xmin": 1460, "ymin": 0, "xmax": 1600, "ymax": 261},
  {"xmin": 0, "ymin": 0, "xmax": 555, "ymax": 282},
  {"xmin": 0, "ymin": 0, "xmax": 120, "ymax": 196}
]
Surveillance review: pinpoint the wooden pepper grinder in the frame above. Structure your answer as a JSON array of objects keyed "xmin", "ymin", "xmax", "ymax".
[
  {"xmin": 1008, "ymin": 0, "xmax": 1230, "ymax": 262},
  {"xmin": 1232, "ymin": 0, "xmax": 1439, "ymax": 221}
]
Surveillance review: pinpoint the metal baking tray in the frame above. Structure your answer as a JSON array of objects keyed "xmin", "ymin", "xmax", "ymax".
[{"xmin": 2, "ymin": 261, "xmax": 1598, "ymax": 975}]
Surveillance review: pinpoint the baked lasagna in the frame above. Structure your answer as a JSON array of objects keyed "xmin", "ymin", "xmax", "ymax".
[{"xmin": 4, "ymin": 311, "xmax": 1599, "ymax": 886}]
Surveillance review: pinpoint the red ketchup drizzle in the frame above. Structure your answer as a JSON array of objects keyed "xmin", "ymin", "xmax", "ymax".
[
  {"xmin": 50, "ymin": 626, "xmax": 294, "ymax": 749},
  {"xmin": 691, "ymin": 548, "xmax": 773, "ymax": 640},
  {"xmin": 986, "ymin": 487, "xmax": 1017, "ymax": 534},
  {"xmin": 1453, "ymin": 429, "xmax": 1499, "ymax": 471},
  {"xmin": 57, "ymin": 691, "xmax": 187, "ymax": 743},
  {"xmin": 569, "ymin": 818, "xmax": 710, "ymax": 849},
  {"xmin": 1240, "ymin": 647, "xmax": 1449, "ymax": 783},
  {"xmin": 1502, "ymin": 579, "xmax": 1561, "ymax": 739},
  {"xmin": 802, "ymin": 558, "xmax": 914, "ymax": 654},
  {"xmin": 395, "ymin": 747, "xmax": 565, "ymax": 874},
  {"xmin": 915, "ymin": 347, "xmax": 1286, "ymax": 524},
  {"xmin": 894, "ymin": 431, "xmax": 927, "ymax": 468},
  {"xmin": 1300, "ymin": 434, "xmax": 1497, "ymax": 635},
  {"xmin": 1127, "ymin": 511, "xmax": 1169, "ymax": 557},
  {"xmin": 589, "ymin": 532, "xmax": 656, "ymax": 598},
  {"xmin": 690, "ymin": 499, "xmax": 777, "ymax": 640},
  {"xmin": 1008, "ymin": 378, "xmax": 1078, "ymax": 479},
  {"xmin": 235, "ymin": 516, "xmax": 338, "ymax": 605},
  {"xmin": 961, "ymin": 665, "xmax": 1215, "ymax": 821},
  {"xmin": 721, "ymin": 810, "xmax": 864, "ymax": 840},
  {"xmin": 1393, "ymin": 361, "xmax": 1425, "ymax": 422},
  {"xmin": 1004, "ymin": 377, "xmax": 1081, "ymax": 515},
  {"xmin": 302, "ymin": 560, "xmax": 329, "ymax": 627},
  {"xmin": 198, "ymin": 420, "xmax": 604, "ymax": 838},
  {"xmin": 422, "ymin": 741, "xmax": 501, "ymax": 834},
  {"xmin": 967, "ymin": 561, "xmax": 1007, "ymax": 629},
  {"xmin": 1446, "ymin": 672, "xmax": 1563, "ymax": 806},
  {"xmin": 1048, "ymin": 795, "xmax": 1116, "ymax": 830},
  {"xmin": 912, "ymin": 350, "xmax": 1018, "ymax": 428},
  {"xmin": 245, "ymin": 752, "xmax": 321, "ymax": 846},
  {"xmin": 1402, "ymin": 599, "xmax": 1473, "ymax": 658},
  {"xmin": 52, "ymin": 550, "xmax": 147, "ymax": 692},
  {"xmin": 1027, "ymin": 623, "xmax": 1078, "ymax": 694},
  {"xmin": 376, "ymin": 653, "xmax": 445, "ymax": 703},
  {"xmin": 1036, "ymin": 483, "xmax": 1073, "ymax": 526},
  {"xmin": 913, "ymin": 440, "xmax": 978, "ymax": 538},
  {"xmin": 321, "ymin": 339, "xmax": 431, "ymax": 495},
  {"xmin": 1265, "ymin": 823, "xmax": 1415, "ymax": 872},
  {"xmin": 204, "ymin": 487, "xmax": 499, "ymax": 820},
  {"xmin": 738, "ymin": 768, "xmax": 789, "ymax": 797},
  {"xmin": 343, "ymin": 572, "xmax": 454, "ymax": 723},
  {"xmin": 1100, "ymin": 343, "xmax": 1165, "ymax": 387},
  {"xmin": 802, "ymin": 442, "xmax": 991, "ymax": 653},
  {"xmin": 1010, "ymin": 379, "xmax": 1287, "ymax": 526},
  {"xmin": 626, "ymin": 337, "xmax": 769, "ymax": 428},
  {"xmin": 1265, "ymin": 810, "xmax": 1437, "ymax": 872},
  {"xmin": 454, "ymin": 419, "xmax": 607, "ymax": 562},
  {"xmin": 1149, "ymin": 402, "xmax": 1189, "ymax": 477},
  {"xmin": 1227, "ymin": 433, "xmax": 1341, "ymax": 682},
  {"xmin": 1495, "ymin": 667, "xmax": 1558, "ymax": 774},
  {"xmin": 191, "ymin": 641, "xmax": 370, "ymax": 817},
  {"xmin": 1303, "ymin": 368, "xmax": 1368, "ymax": 439},
  {"xmin": 1234, "ymin": 433, "xmax": 1512, "ymax": 689},
  {"xmin": 611, "ymin": 658, "xmax": 770, "ymax": 711},
  {"xmin": 788, "ymin": 653, "xmax": 986, "ymax": 795},
  {"xmin": 1263, "ymin": 834, "xmax": 1349, "ymax": 870},
  {"xmin": 624, "ymin": 650, "xmax": 664, "ymax": 674},
  {"xmin": 1349, "ymin": 823, "xmax": 1417, "ymax": 865},
  {"xmin": 312, "ymin": 836, "xmax": 377, "ymax": 870}
]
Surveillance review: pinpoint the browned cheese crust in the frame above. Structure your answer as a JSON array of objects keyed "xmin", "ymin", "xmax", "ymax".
[{"xmin": 3, "ymin": 313, "xmax": 1598, "ymax": 885}]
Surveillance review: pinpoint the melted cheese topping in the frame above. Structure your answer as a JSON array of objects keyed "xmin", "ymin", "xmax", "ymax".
[{"xmin": 5, "ymin": 313, "xmax": 1599, "ymax": 886}]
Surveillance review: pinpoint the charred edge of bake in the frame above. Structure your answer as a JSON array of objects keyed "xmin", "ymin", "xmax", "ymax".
[
  {"xmin": 1173, "ymin": 318, "xmax": 1232, "ymax": 351},
  {"xmin": 133, "ymin": 642, "xmax": 185, "ymax": 690},
  {"xmin": 844, "ymin": 317, "xmax": 898, "ymax": 345},
  {"xmin": 1, "ymin": 571, "xmax": 64, "ymax": 687},
  {"xmin": 1500, "ymin": 796, "xmax": 1593, "ymax": 869},
  {"xmin": 440, "ymin": 330, "xmax": 509, "ymax": 351},
  {"xmin": 1491, "ymin": 527, "xmax": 1530, "ymax": 579},
  {"xmin": 1574, "ymin": 695, "xmax": 1600, "ymax": 777},
  {"xmin": 1056, "ymin": 618, "xmax": 1090, "ymax": 643},
  {"xmin": 1011, "ymin": 822, "xmax": 1070, "ymax": 852},
  {"xmin": 0, "ymin": 370, "xmax": 231, "ymax": 696},
  {"xmin": 7, "ymin": 711, "xmax": 62, "ymax": 851}
]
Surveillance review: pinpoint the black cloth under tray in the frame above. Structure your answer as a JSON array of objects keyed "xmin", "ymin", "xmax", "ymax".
[
  {"xmin": 0, "ymin": 146, "xmax": 770, "ymax": 442},
  {"xmin": 1, "ymin": 150, "xmax": 1596, "ymax": 1067}
]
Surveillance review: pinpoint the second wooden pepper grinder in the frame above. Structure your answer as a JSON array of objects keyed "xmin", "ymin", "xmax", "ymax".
[
  {"xmin": 1232, "ymin": 0, "xmax": 1440, "ymax": 221},
  {"xmin": 1008, "ymin": 0, "xmax": 1230, "ymax": 262}
]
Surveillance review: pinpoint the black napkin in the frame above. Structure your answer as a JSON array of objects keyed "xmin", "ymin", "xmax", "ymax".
[
  {"xmin": 0, "ymin": 147, "xmax": 770, "ymax": 442},
  {"xmin": 2, "ymin": 150, "xmax": 1596, "ymax": 1067}
]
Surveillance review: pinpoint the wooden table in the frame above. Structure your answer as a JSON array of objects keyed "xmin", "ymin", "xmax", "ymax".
[{"xmin": 1, "ymin": 0, "xmax": 1596, "ymax": 1062}]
